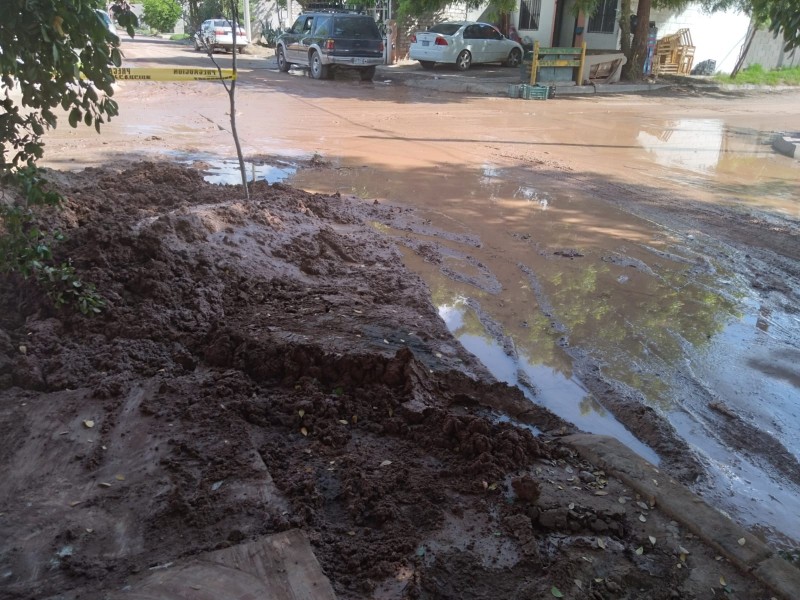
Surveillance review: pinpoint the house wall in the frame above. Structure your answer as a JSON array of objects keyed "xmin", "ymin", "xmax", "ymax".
[
  {"xmin": 512, "ymin": 1, "xmax": 556, "ymax": 47},
  {"xmin": 744, "ymin": 27, "xmax": 800, "ymax": 70},
  {"xmin": 647, "ymin": 5, "xmax": 749, "ymax": 73}
]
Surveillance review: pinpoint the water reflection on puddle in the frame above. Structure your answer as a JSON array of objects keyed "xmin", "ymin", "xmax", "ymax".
[
  {"xmin": 172, "ymin": 153, "xmax": 297, "ymax": 185},
  {"xmin": 637, "ymin": 119, "xmax": 800, "ymax": 207},
  {"xmin": 439, "ymin": 301, "xmax": 660, "ymax": 465},
  {"xmin": 292, "ymin": 155, "xmax": 800, "ymax": 544}
]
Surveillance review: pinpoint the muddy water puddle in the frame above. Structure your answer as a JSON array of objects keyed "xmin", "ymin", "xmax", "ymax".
[
  {"xmin": 292, "ymin": 159, "xmax": 800, "ymax": 545},
  {"xmin": 636, "ymin": 119, "xmax": 799, "ymax": 212},
  {"xmin": 173, "ymin": 154, "xmax": 297, "ymax": 185}
]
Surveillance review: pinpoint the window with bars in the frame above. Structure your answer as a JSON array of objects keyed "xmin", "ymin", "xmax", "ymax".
[
  {"xmin": 519, "ymin": 0, "xmax": 541, "ymax": 30},
  {"xmin": 587, "ymin": 0, "xmax": 617, "ymax": 34}
]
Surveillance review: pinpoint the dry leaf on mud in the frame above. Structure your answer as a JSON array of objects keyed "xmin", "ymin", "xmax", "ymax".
[
  {"xmin": 115, "ymin": 474, "xmax": 125, "ymax": 481},
  {"xmin": 352, "ymin": 415, "xmax": 358, "ymax": 424},
  {"xmin": 300, "ymin": 427, "xmax": 308, "ymax": 436},
  {"xmin": 19, "ymin": 345, "xmax": 27, "ymax": 355},
  {"xmin": 575, "ymin": 579, "xmax": 583, "ymax": 590},
  {"xmin": 594, "ymin": 490, "xmax": 608, "ymax": 496},
  {"xmin": 338, "ymin": 420, "xmax": 349, "ymax": 425},
  {"xmin": 298, "ymin": 409, "xmax": 305, "ymax": 417},
  {"xmin": 678, "ymin": 546, "xmax": 690, "ymax": 555},
  {"xmin": 379, "ymin": 460, "xmax": 392, "ymax": 467},
  {"xmin": 639, "ymin": 515, "xmax": 647, "ymax": 522},
  {"xmin": 649, "ymin": 536, "xmax": 657, "ymax": 546},
  {"xmin": 86, "ymin": 528, "xmax": 93, "ymax": 533},
  {"xmin": 618, "ymin": 497, "xmax": 627, "ymax": 504},
  {"xmin": 737, "ymin": 537, "xmax": 746, "ymax": 546},
  {"xmin": 347, "ymin": 531, "xmax": 355, "ymax": 536},
  {"xmin": 597, "ymin": 538, "xmax": 606, "ymax": 549},
  {"xmin": 568, "ymin": 503, "xmax": 575, "ymax": 510},
  {"xmin": 83, "ymin": 420, "xmax": 95, "ymax": 429},
  {"xmin": 98, "ymin": 482, "xmax": 111, "ymax": 488},
  {"xmin": 551, "ymin": 586, "xmax": 564, "ymax": 598},
  {"xmin": 719, "ymin": 576, "xmax": 726, "ymax": 586},
  {"xmin": 69, "ymin": 501, "xmax": 82, "ymax": 507},
  {"xmin": 635, "ymin": 546, "xmax": 644, "ymax": 555},
  {"xmin": 488, "ymin": 482, "xmax": 498, "ymax": 491}
]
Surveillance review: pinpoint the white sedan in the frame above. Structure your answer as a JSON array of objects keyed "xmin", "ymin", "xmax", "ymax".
[{"xmin": 409, "ymin": 22, "xmax": 523, "ymax": 71}]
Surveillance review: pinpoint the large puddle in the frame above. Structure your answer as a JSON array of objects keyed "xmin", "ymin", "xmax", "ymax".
[{"xmin": 291, "ymin": 145, "xmax": 800, "ymax": 545}]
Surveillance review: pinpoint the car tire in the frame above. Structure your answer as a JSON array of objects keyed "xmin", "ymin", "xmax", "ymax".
[
  {"xmin": 277, "ymin": 46, "xmax": 290, "ymax": 72},
  {"xmin": 310, "ymin": 51, "xmax": 329, "ymax": 80},
  {"xmin": 193, "ymin": 36, "xmax": 201, "ymax": 51},
  {"xmin": 455, "ymin": 50, "xmax": 471, "ymax": 71},
  {"xmin": 505, "ymin": 48, "xmax": 522, "ymax": 67},
  {"xmin": 359, "ymin": 66, "xmax": 376, "ymax": 81},
  {"xmin": 419, "ymin": 60, "xmax": 435, "ymax": 70}
]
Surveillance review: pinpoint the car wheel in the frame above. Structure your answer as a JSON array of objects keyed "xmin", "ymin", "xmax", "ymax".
[
  {"xmin": 505, "ymin": 48, "xmax": 522, "ymax": 67},
  {"xmin": 419, "ymin": 60, "xmax": 435, "ymax": 70},
  {"xmin": 193, "ymin": 36, "xmax": 201, "ymax": 51},
  {"xmin": 277, "ymin": 47, "xmax": 290, "ymax": 72},
  {"xmin": 455, "ymin": 50, "xmax": 471, "ymax": 71},
  {"xmin": 359, "ymin": 66, "xmax": 376, "ymax": 81},
  {"xmin": 310, "ymin": 51, "xmax": 329, "ymax": 80}
]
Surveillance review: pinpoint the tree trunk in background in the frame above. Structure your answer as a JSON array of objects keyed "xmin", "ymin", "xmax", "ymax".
[
  {"xmin": 731, "ymin": 22, "xmax": 757, "ymax": 78},
  {"xmin": 624, "ymin": 0, "xmax": 651, "ymax": 80}
]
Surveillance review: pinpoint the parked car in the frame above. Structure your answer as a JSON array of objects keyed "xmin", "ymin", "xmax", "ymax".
[
  {"xmin": 195, "ymin": 18, "xmax": 248, "ymax": 53},
  {"xmin": 276, "ymin": 10, "xmax": 384, "ymax": 81},
  {"xmin": 409, "ymin": 22, "xmax": 523, "ymax": 71}
]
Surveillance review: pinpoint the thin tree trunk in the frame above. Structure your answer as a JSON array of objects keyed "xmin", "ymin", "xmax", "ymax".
[
  {"xmin": 731, "ymin": 22, "xmax": 757, "ymax": 78},
  {"xmin": 229, "ymin": 4, "xmax": 249, "ymax": 200},
  {"xmin": 619, "ymin": 0, "xmax": 631, "ymax": 60}
]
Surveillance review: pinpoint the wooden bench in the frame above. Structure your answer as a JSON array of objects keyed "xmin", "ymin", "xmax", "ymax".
[{"xmin": 529, "ymin": 41, "xmax": 587, "ymax": 85}]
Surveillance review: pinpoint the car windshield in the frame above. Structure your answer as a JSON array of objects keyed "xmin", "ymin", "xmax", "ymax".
[
  {"xmin": 333, "ymin": 17, "xmax": 380, "ymax": 38},
  {"xmin": 429, "ymin": 23, "xmax": 462, "ymax": 35}
]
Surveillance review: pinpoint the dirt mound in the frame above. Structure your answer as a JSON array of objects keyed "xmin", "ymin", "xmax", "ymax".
[{"xmin": 0, "ymin": 165, "xmax": 775, "ymax": 599}]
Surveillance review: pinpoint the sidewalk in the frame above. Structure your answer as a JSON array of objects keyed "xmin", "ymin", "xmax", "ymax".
[{"xmin": 375, "ymin": 60, "xmax": 673, "ymax": 96}]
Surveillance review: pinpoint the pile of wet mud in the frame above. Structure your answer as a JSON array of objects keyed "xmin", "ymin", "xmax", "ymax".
[{"xmin": 0, "ymin": 164, "xmax": 776, "ymax": 599}]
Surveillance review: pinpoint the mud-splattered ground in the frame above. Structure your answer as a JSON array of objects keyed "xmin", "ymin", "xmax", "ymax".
[{"xmin": 0, "ymin": 164, "xmax": 784, "ymax": 599}]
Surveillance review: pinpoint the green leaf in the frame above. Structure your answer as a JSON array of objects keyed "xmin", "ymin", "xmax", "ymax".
[
  {"xmin": 551, "ymin": 587, "xmax": 564, "ymax": 598},
  {"xmin": 68, "ymin": 107, "xmax": 81, "ymax": 128}
]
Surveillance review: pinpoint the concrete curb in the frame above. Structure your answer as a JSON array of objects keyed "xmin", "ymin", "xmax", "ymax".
[
  {"xmin": 772, "ymin": 133, "xmax": 799, "ymax": 160},
  {"xmin": 563, "ymin": 433, "xmax": 800, "ymax": 600}
]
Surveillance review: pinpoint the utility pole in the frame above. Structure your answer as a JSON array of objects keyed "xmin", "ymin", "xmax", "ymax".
[{"xmin": 243, "ymin": 0, "xmax": 252, "ymax": 42}]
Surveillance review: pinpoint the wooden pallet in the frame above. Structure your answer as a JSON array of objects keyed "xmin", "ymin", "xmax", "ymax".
[{"xmin": 654, "ymin": 28, "xmax": 695, "ymax": 75}]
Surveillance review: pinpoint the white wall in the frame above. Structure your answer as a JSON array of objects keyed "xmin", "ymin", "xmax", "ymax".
[
  {"xmin": 744, "ymin": 27, "xmax": 800, "ymax": 70},
  {"xmin": 648, "ymin": 5, "xmax": 749, "ymax": 73},
  {"xmin": 513, "ymin": 2, "xmax": 556, "ymax": 47}
]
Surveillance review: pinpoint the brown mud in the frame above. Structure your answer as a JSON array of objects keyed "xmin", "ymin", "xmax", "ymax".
[{"xmin": 0, "ymin": 164, "xmax": 781, "ymax": 599}]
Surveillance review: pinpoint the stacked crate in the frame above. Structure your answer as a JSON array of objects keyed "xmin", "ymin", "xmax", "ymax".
[
  {"xmin": 508, "ymin": 84, "xmax": 549, "ymax": 100},
  {"xmin": 654, "ymin": 29, "xmax": 695, "ymax": 75}
]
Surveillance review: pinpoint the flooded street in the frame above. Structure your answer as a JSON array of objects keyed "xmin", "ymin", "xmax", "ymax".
[{"xmin": 41, "ymin": 37, "xmax": 800, "ymax": 547}]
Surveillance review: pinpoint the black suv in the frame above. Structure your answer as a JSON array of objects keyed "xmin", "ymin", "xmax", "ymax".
[{"xmin": 276, "ymin": 11, "xmax": 384, "ymax": 81}]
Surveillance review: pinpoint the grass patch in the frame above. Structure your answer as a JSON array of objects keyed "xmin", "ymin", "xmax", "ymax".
[
  {"xmin": 715, "ymin": 64, "xmax": 800, "ymax": 86},
  {"xmin": 170, "ymin": 33, "xmax": 191, "ymax": 41}
]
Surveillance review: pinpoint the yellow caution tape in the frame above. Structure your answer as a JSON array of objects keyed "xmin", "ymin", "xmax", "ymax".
[{"xmin": 109, "ymin": 67, "xmax": 236, "ymax": 81}]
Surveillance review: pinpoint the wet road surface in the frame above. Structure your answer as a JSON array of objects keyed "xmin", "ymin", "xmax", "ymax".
[{"xmin": 41, "ymin": 36, "xmax": 800, "ymax": 547}]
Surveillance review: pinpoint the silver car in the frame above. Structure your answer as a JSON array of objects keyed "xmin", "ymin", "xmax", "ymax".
[{"xmin": 409, "ymin": 22, "xmax": 523, "ymax": 71}]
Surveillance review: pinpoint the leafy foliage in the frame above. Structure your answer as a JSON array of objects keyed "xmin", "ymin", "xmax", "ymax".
[
  {"xmin": 1, "ymin": 168, "xmax": 105, "ymax": 315},
  {"xmin": 143, "ymin": 0, "xmax": 183, "ymax": 33},
  {"xmin": 396, "ymin": 0, "xmax": 516, "ymax": 19},
  {"xmin": 0, "ymin": 0, "xmax": 137, "ymax": 169},
  {"xmin": 0, "ymin": 1, "xmax": 134, "ymax": 314},
  {"xmin": 752, "ymin": 0, "xmax": 800, "ymax": 50}
]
